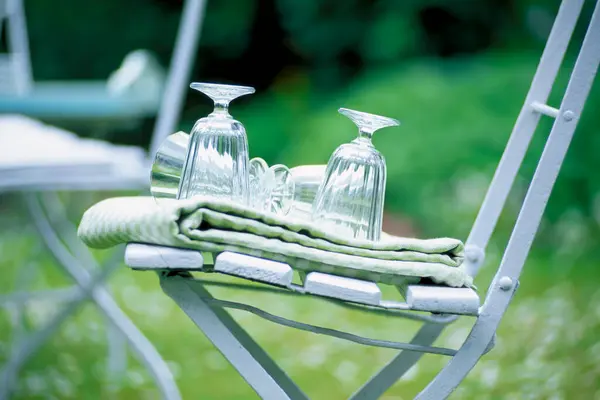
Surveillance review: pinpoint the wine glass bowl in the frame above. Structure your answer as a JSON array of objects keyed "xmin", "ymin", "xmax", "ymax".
[
  {"xmin": 177, "ymin": 82, "xmax": 255, "ymax": 204},
  {"xmin": 312, "ymin": 108, "xmax": 399, "ymax": 241}
]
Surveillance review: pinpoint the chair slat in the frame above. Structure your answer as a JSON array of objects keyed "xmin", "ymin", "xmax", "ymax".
[
  {"xmin": 215, "ymin": 252, "xmax": 294, "ymax": 287},
  {"xmin": 125, "ymin": 243, "xmax": 204, "ymax": 271},
  {"xmin": 304, "ymin": 272, "xmax": 382, "ymax": 306},
  {"xmin": 406, "ymin": 285, "xmax": 480, "ymax": 315},
  {"xmin": 127, "ymin": 245, "xmax": 480, "ymax": 315}
]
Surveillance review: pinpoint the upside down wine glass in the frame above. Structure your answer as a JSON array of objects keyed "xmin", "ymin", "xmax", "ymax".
[
  {"xmin": 312, "ymin": 108, "xmax": 399, "ymax": 241},
  {"xmin": 178, "ymin": 82, "xmax": 255, "ymax": 203}
]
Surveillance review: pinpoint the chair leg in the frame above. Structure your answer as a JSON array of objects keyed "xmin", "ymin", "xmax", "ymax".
[
  {"xmin": 8, "ymin": 260, "xmax": 37, "ymax": 352},
  {"xmin": 1, "ymin": 243, "xmax": 45, "ymax": 398},
  {"xmin": 160, "ymin": 275, "xmax": 309, "ymax": 400},
  {"xmin": 23, "ymin": 193, "xmax": 181, "ymax": 400},
  {"xmin": 105, "ymin": 310, "xmax": 128, "ymax": 389},
  {"xmin": 39, "ymin": 193, "xmax": 129, "ymax": 383},
  {"xmin": 39, "ymin": 192, "xmax": 100, "ymax": 269},
  {"xmin": 350, "ymin": 323, "xmax": 448, "ymax": 399},
  {"xmin": 415, "ymin": 278, "xmax": 516, "ymax": 400},
  {"xmin": 0, "ymin": 265, "xmax": 117, "ymax": 400}
]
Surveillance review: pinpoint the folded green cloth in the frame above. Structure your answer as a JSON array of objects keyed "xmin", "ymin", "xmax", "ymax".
[{"xmin": 78, "ymin": 196, "xmax": 472, "ymax": 287}]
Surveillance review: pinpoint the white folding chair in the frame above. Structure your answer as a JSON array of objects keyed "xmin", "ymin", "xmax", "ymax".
[
  {"xmin": 123, "ymin": 0, "xmax": 600, "ymax": 398},
  {"xmin": 0, "ymin": 1, "xmax": 207, "ymax": 399}
]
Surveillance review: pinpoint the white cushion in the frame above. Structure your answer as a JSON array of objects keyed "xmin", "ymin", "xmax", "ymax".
[{"xmin": 0, "ymin": 114, "xmax": 148, "ymax": 191}]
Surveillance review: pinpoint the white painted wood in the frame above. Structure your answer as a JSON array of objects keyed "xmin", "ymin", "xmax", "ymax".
[
  {"xmin": 304, "ymin": 272, "xmax": 382, "ymax": 306},
  {"xmin": 215, "ymin": 252, "xmax": 293, "ymax": 286},
  {"xmin": 125, "ymin": 243, "xmax": 204, "ymax": 270},
  {"xmin": 406, "ymin": 285, "xmax": 479, "ymax": 316},
  {"xmin": 0, "ymin": 115, "xmax": 149, "ymax": 192}
]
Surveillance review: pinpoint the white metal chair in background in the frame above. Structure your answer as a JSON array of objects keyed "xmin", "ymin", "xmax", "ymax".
[
  {"xmin": 0, "ymin": 0, "xmax": 207, "ymax": 399},
  {"xmin": 0, "ymin": 0, "xmax": 164, "ymax": 128},
  {"xmin": 124, "ymin": 0, "xmax": 600, "ymax": 398}
]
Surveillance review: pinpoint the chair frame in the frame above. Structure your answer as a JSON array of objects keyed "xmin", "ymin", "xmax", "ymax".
[
  {"xmin": 138, "ymin": 0, "xmax": 600, "ymax": 398},
  {"xmin": 0, "ymin": 0, "xmax": 32, "ymax": 95},
  {"xmin": 0, "ymin": 1, "xmax": 207, "ymax": 399}
]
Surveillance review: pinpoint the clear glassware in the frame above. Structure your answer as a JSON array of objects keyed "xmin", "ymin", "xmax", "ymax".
[
  {"xmin": 177, "ymin": 82, "xmax": 255, "ymax": 204},
  {"xmin": 248, "ymin": 157, "xmax": 270, "ymax": 207},
  {"xmin": 249, "ymin": 157, "xmax": 295, "ymax": 215},
  {"xmin": 312, "ymin": 108, "xmax": 399, "ymax": 241},
  {"xmin": 151, "ymin": 131, "xmax": 189, "ymax": 201},
  {"xmin": 288, "ymin": 165, "xmax": 326, "ymax": 219}
]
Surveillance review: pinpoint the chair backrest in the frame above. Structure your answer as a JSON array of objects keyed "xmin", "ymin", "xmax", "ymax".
[
  {"xmin": 0, "ymin": 0, "xmax": 33, "ymax": 95},
  {"xmin": 1, "ymin": 0, "xmax": 206, "ymax": 157},
  {"xmin": 464, "ymin": 0, "xmax": 599, "ymax": 283},
  {"xmin": 148, "ymin": 0, "xmax": 207, "ymax": 159}
]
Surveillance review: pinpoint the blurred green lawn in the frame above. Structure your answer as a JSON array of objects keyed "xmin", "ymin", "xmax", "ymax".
[
  {"xmin": 2, "ymin": 51, "xmax": 600, "ymax": 399},
  {"xmin": 1, "ymin": 207, "xmax": 599, "ymax": 399}
]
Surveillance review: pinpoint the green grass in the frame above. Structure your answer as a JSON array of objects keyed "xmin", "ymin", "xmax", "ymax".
[{"xmin": 1, "ymin": 202, "xmax": 600, "ymax": 400}]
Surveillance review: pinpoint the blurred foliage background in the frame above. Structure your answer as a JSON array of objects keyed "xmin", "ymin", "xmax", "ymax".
[
  {"xmin": 2, "ymin": 0, "xmax": 600, "ymax": 398},
  {"xmin": 21, "ymin": 0, "xmax": 600, "ymax": 249}
]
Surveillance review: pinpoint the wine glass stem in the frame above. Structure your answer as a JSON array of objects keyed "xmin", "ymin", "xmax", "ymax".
[
  {"xmin": 213, "ymin": 100, "xmax": 230, "ymax": 115},
  {"xmin": 354, "ymin": 128, "xmax": 375, "ymax": 146},
  {"xmin": 358, "ymin": 128, "xmax": 374, "ymax": 140}
]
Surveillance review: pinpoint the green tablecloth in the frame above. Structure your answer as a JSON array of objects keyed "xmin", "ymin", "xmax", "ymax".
[{"xmin": 78, "ymin": 196, "xmax": 472, "ymax": 287}]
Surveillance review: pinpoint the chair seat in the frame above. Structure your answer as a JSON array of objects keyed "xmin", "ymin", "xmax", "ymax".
[
  {"xmin": 125, "ymin": 243, "xmax": 481, "ymax": 316},
  {"xmin": 0, "ymin": 115, "xmax": 148, "ymax": 191}
]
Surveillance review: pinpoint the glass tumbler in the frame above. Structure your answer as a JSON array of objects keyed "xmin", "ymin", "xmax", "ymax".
[
  {"xmin": 288, "ymin": 165, "xmax": 327, "ymax": 219},
  {"xmin": 178, "ymin": 82, "xmax": 255, "ymax": 203},
  {"xmin": 312, "ymin": 108, "xmax": 399, "ymax": 241},
  {"xmin": 151, "ymin": 131, "xmax": 189, "ymax": 201}
]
